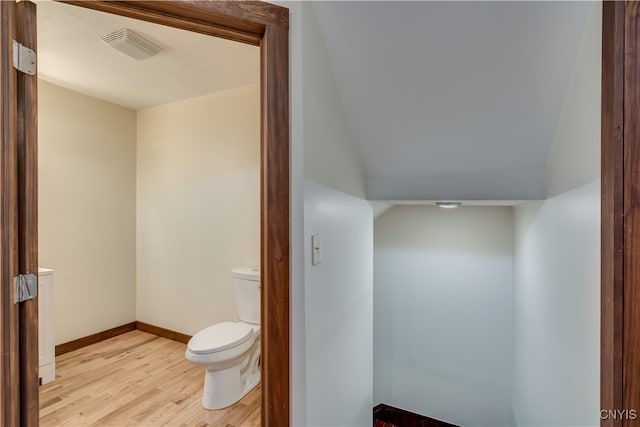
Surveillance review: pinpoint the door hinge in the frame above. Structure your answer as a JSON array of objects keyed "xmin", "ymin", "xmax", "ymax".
[
  {"xmin": 12, "ymin": 40, "xmax": 36, "ymax": 76},
  {"xmin": 14, "ymin": 274, "xmax": 37, "ymax": 303}
]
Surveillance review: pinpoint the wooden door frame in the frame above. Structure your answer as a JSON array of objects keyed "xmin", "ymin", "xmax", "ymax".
[
  {"xmin": 601, "ymin": 1, "xmax": 640, "ymax": 425},
  {"xmin": 1, "ymin": 1, "xmax": 39, "ymax": 425},
  {"xmin": 1, "ymin": 2, "xmax": 22, "ymax": 426},
  {"xmin": 7, "ymin": 0, "xmax": 636, "ymax": 426},
  {"xmin": 23, "ymin": 1, "xmax": 290, "ymax": 426},
  {"xmin": 16, "ymin": 2, "xmax": 39, "ymax": 425}
]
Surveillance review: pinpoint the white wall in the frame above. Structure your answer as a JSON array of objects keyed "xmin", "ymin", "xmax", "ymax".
[
  {"xmin": 544, "ymin": 2, "xmax": 601, "ymax": 199},
  {"xmin": 276, "ymin": 1, "xmax": 373, "ymax": 426},
  {"xmin": 303, "ymin": 4, "xmax": 366, "ymax": 200},
  {"xmin": 511, "ymin": 183, "xmax": 600, "ymax": 426},
  {"xmin": 136, "ymin": 84, "xmax": 260, "ymax": 335},
  {"xmin": 286, "ymin": 3, "xmax": 307, "ymax": 425},
  {"xmin": 298, "ymin": 4, "xmax": 375, "ymax": 426},
  {"xmin": 39, "ymin": 80, "xmax": 137, "ymax": 344},
  {"xmin": 374, "ymin": 206, "xmax": 513, "ymax": 427},
  {"xmin": 511, "ymin": 3, "xmax": 601, "ymax": 426},
  {"xmin": 304, "ymin": 181, "xmax": 373, "ymax": 427},
  {"xmin": 369, "ymin": 201, "xmax": 393, "ymax": 220}
]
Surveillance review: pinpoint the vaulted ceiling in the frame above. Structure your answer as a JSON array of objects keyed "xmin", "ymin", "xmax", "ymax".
[
  {"xmin": 37, "ymin": 1, "xmax": 593, "ymax": 202},
  {"xmin": 312, "ymin": 1, "xmax": 593, "ymax": 201}
]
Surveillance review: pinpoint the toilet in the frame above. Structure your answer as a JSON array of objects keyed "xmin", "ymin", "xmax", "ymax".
[{"xmin": 185, "ymin": 267, "xmax": 261, "ymax": 410}]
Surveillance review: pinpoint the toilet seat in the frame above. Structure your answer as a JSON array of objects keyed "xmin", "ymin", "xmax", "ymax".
[{"xmin": 188, "ymin": 322, "xmax": 253, "ymax": 354}]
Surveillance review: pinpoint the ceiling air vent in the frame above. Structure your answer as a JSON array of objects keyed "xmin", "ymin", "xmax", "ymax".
[{"xmin": 101, "ymin": 29, "xmax": 162, "ymax": 60}]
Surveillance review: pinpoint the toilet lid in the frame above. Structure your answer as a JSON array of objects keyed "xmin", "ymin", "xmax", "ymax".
[{"xmin": 188, "ymin": 322, "xmax": 254, "ymax": 354}]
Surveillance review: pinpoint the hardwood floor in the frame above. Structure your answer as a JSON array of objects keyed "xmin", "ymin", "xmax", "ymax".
[{"xmin": 39, "ymin": 330, "xmax": 261, "ymax": 426}]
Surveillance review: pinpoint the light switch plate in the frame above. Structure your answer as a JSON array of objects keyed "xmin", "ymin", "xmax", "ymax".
[{"xmin": 311, "ymin": 234, "xmax": 322, "ymax": 266}]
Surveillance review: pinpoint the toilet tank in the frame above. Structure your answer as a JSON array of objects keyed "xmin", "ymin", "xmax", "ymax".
[{"xmin": 233, "ymin": 268, "xmax": 260, "ymax": 324}]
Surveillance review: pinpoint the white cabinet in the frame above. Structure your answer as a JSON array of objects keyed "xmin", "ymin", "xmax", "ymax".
[{"xmin": 38, "ymin": 268, "xmax": 55, "ymax": 385}]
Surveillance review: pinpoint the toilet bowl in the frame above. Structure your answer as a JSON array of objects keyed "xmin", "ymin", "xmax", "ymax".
[{"xmin": 185, "ymin": 268, "xmax": 261, "ymax": 410}]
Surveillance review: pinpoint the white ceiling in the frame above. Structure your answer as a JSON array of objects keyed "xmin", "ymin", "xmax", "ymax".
[
  {"xmin": 312, "ymin": 1, "xmax": 593, "ymax": 201},
  {"xmin": 37, "ymin": 1, "xmax": 259, "ymax": 110},
  {"xmin": 36, "ymin": 1, "xmax": 594, "ymax": 202}
]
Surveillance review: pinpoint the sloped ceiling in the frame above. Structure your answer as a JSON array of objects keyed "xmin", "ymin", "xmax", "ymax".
[
  {"xmin": 38, "ymin": 1, "xmax": 593, "ymax": 202},
  {"xmin": 312, "ymin": 1, "xmax": 593, "ymax": 201},
  {"xmin": 37, "ymin": 1, "xmax": 259, "ymax": 110}
]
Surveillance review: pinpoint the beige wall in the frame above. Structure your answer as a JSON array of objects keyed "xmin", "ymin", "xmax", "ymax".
[
  {"xmin": 39, "ymin": 80, "xmax": 137, "ymax": 345},
  {"xmin": 136, "ymin": 84, "xmax": 260, "ymax": 335},
  {"xmin": 39, "ymin": 81, "xmax": 259, "ymax": 343}
]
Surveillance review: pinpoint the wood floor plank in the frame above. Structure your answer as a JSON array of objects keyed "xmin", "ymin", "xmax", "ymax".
[
  {"xmin": 240, "ymin": 405, "xmax": 261, "ymax": 427},
  {"xmin": 40, "ymin": 330, "xmax": 261, "ymax": 426}
]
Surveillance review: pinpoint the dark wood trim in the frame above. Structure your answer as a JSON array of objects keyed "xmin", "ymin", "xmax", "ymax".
[
  {"xmin": 60, "ymin": 1, "xmax": 259, "ymax": 46},
  {"xmin": 15, "ymin": 2, "xmax": 38, "ymax": 425},
  {"xmin": 0, "ymin": 1, "xmax": 21, "ymax": 425},
  {"xmin": 622, "ymin": 2, "xmax": 640, "ymax": 422},
  {"xmin": 59, "ymin": 0, "xmax": 289, "ymax": 46},
  {"xmin": 54, "ymin": 322, "xmax": 137, "ymax": 356},
  {"xmin": 260, "ymin": 22, "xmax": 290, "ymax": 426},
  {"xmin": 601, "ymin": 2, "xmax": 625, "ymax": 425},
  {"xmin": 144, "ymin": 1, "xmax": 289, "ymax": 30},
  {"xmin": 135, "ymin": 321, "xmax": 191, "ymax": 344},
  {"xmin": 601, "ymin": 1, "xmax": 640, "ymax": 425},
  {"xmin": 45, "ymin": 4, "xmax": 290, "ymax": 426},
  {"xmin": 54, "ymin": 322, "xmax": 194, "ymax": 357}
]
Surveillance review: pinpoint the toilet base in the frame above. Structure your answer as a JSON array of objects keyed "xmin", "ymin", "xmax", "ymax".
[
  {"xmin": 202, "ymin": 367, "xmax": 260, "ymax": 410},
  {"xmin": 200, "ymin": 338, "xmax": 261, "ymax": 410}
]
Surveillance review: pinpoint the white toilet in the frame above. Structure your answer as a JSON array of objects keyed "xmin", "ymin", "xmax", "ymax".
[{"xmin": 185, "ymin": 267, "xmax": 261, "ymax": 410}]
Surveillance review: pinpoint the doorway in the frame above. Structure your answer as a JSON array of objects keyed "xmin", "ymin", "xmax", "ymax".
[{"xmin": 0, "ymin": 1, "xmax": 289, "ymax": 426}]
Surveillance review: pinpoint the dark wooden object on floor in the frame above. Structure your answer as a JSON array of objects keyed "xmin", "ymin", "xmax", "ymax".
[{"xmin": 373, "ymin": 404, "xmax": 460, "ymax": 427}]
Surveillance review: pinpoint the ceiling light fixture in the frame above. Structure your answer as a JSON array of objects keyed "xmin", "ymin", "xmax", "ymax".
[
  {"xmin": 101, "ymin": 29, "xmax": 163, "ymax": 60},
  {"xmin": 436, "ymin": 202, "xmax": 462, "ymax": 209}
]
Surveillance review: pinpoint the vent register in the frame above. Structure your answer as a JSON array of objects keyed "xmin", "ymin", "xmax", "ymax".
[{"xmin": 101, "ymin": 29, "xmax": 163, "ymax": 60}]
